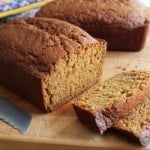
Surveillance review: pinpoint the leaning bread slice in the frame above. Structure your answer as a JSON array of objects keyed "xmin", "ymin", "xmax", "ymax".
[
  {"xmin": 73, "ymin": 71, "xmax": 150, "ymax": 134},
  {"xmin": 113, "ymin": 97, "xmax": 150, "ymax": 146}
]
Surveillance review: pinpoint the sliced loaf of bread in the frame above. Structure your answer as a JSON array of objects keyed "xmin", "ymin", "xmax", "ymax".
[
  {"xmin": 73, "ymin": 71, "xmax": 150, "ymax": 134},
  {"xmin": 0, "ymin": 17, "xmax": 106, "ymax": 112},
  {"xmin": 113, "ymin": 97, "xmax": 150, "ymax": 146}
]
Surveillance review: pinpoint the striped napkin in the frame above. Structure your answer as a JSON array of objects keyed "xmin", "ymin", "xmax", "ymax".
[{"xmin": 0, "ymin": 0, "xmax": 52, "ymax": 22}]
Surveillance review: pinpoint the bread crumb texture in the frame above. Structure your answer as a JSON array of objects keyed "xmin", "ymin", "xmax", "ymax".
[
  {"xmin": 74, "ymin": 71, "xmax": 150, "ymax": 112},
  {"xmin": 114, "ymin": 97, "xmax": 150, "ymax": 136}
]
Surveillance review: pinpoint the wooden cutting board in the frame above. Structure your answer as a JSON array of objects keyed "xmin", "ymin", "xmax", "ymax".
[{"xmin": 0, "ymin": 8, "xmax": 150, "ymax": 150}]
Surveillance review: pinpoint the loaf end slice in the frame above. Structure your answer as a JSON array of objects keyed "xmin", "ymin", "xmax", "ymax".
[
  {"xmin": 0, "ymin": 17, "xmax": 106, "ymax": 112},
  {"xmin": 73, "ymin": 71, "xmax": 150, "ymax": 134},
  {"xmin": 113, "ymin": 97, "xmax": 150, "ymax": 146}
]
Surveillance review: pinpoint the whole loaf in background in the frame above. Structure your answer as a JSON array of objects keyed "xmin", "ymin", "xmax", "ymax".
[{"xmin": 37, "ymin": 0, "xmax": 149, "ymax": 51}]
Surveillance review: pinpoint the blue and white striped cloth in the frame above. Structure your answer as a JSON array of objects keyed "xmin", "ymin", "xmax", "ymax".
[
  {"xmin": 0, "ymin": 0, "xmax": 41, "ymax": 22},
  {"xmin": 0, "ymin": 0, "xmax": 41, "ymax": 12}
]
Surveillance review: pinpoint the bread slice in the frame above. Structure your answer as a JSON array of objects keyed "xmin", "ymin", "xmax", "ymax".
[
  {"xmin": 0, "ymin": 17, "xmax": 106, "ymax": 112},
  {"xmin": 113, "ymin": 97, "xmax": 150, "ymax": 146},
  {"xmin": 73, "ymin": 71, "xmax": 150, "ymax": 134}
]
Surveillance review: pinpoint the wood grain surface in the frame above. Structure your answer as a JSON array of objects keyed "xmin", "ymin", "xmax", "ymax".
[{"xmin": 0, "ymin": 6, "xmax": 149, "ymax": 150}]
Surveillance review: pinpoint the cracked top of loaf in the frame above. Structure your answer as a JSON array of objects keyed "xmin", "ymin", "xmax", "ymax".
[
  {"xmin": 37, "ymin": 0, "xmax": 146, "ymax": 28},
  {"xmin": 0, "ymin": 17, "xmax": 103, "ymax": 78}
]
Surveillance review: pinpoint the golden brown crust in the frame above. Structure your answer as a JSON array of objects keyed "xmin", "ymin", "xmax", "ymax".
[
  {"xmin": 37, "ymin": 0, "xmax": 149, "ymax": 50},
  {"xmin": 0, "ymin": 17, "xmax": 99, "ymax": 79}
]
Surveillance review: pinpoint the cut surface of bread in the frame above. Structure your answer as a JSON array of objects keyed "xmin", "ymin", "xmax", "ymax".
[
  {"xmin": 113, "ymin": 97, "xmax": 150, "ymax": 146},
  {"xmin": 0, "ymin": 17, "xmax": 106, "ymax": 112},
  {"xmin": 73, "ymin": 71, "xmax": 150, "ymax": 134}
]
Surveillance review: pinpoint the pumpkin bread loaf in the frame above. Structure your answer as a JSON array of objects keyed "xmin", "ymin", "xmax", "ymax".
[
  {"xmin": 36, "ymin": 0, "xmax": 149, "ymax": 51},
  {"xmin": 113, "ymin": 97, "xmax": 150, "ymax": 146},
  {"xmin": 0, "ymin": 17, "xmax": 106, "ymax": 112},
  {"xmin": 73, "ymin": 71, "xmax": 150, "ymax": 134}
]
